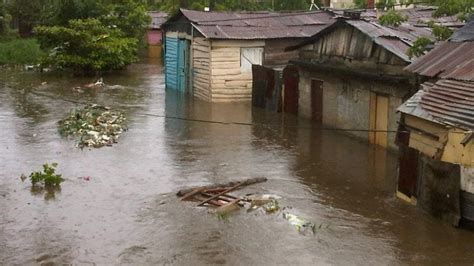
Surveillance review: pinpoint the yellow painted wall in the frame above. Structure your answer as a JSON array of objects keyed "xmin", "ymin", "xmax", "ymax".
[{"xmin": 441, "ymin": 129, "xmax": 474, "ymax": 167}]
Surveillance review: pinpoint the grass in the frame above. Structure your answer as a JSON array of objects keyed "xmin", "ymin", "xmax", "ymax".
[{"xmin": 0, "ymin": 38, "xmax": 44, "ymax": 65}]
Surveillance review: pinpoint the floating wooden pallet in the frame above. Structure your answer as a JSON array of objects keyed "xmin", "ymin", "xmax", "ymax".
[{"xmin": 177, "ymin": 177, "xmax": 267, "ymax": 207}]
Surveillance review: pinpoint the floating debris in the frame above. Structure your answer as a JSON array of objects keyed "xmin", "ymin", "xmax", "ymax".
[
  {"xmin": 283, "ymin": 212, "xmax": 317, "ymax": 234},
  {"xmin": 84, "ymin": 78, "xmax": 104, "ymax": 89},
  {"xmin": 58, "ymin": 104, "xmax": 127, "ymax": 148},
  {"xmin": 177, "ymin": 178, "xmax": 324, "ymax": 235}
]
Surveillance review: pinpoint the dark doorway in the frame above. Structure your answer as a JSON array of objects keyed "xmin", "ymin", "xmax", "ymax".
[
  {"xmin": 398, "ymin": 146, "xmax": 419, "ymax": 198},
  {"xmin": 283, "ymin": 65, "xmax": 299, "ymax": 115},
  {"xmin": 311, "ymin": 79, "xmax": 323, "ymax": 123}
]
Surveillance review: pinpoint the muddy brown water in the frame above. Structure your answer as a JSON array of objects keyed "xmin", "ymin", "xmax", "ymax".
[{"xmin": 1, "ymin": 61, "xmax": 473, "ymax": 265}]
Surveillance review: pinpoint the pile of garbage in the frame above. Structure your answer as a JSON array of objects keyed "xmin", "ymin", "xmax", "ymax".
[{"xmin": 58, "ymin": 104, "xmax": 127, "ymax": 148}]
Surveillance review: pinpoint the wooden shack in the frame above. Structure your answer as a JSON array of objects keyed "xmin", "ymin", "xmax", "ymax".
[
  {"xmin": 397, "ymin": 20, "xmax": 474, "ymax": 225},
  {"xmin": 162, "ymin": 9, "xmax": 334, "ymax": 102}
]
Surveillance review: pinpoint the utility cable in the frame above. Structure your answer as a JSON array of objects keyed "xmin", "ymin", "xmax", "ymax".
[{"xmin": 26, "ymin": 90, "xmax": 470, "ymax": 135}]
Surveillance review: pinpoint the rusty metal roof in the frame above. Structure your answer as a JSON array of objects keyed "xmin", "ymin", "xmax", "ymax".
[
  {"xmin": 405, "ymin": 19, "xmax": 474, "ymax": 81},
  {"xmin": 346, "ymin": 20, "xmax": 433, "ymax": 62},
  {"xmin": 405, "ymin": 41, "xmax": 474, "ymax": 81},
  {"xmin": 148, "ymin": 11, "xmax": 168, "ymax": 29},
  {"xmin": 288, "ymin": 18, "xmax": 434, "ymax": 62},
  {"xmin": 398, "ymin": 79, "xmax": 474, "ymax": 130},
  {"xmin": 174, "ymin": 9, "xmax": 335, "ymax": 39}
]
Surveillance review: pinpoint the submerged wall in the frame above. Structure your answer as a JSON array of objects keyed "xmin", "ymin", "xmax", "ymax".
[{"xmin": 298, "ymin": 68, "xmax": 405, "ymax": 150}]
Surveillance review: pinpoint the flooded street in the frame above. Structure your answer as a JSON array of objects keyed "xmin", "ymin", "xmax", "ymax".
[{"xmin": 1, "ymin": 61, "xmax": 474, "ymax": 265}]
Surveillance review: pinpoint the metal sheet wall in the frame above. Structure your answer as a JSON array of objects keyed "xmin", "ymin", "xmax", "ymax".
[{"xmin": 165, "ymin": 37, "xmax": 178, "ymax": 90}]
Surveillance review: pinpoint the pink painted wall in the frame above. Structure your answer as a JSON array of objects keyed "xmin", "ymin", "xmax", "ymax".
[{"xmin": 147, "ymin": 30, "xmax": 163, "ymax": 46}]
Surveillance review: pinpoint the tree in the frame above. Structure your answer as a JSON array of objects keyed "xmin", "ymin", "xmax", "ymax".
[
  {"xmin": 7, "ymin": 0, "xmax": 42, "ymax": 36},
  {"xmin": 35, "ymin": 19, "xmax": 138, "ymax": 75},
  {"xmin": 0, "ymin": 2, "xmax": 12, "ymax": 36},
  {"xmin": 100, "ymin": 0, "xmax": 151, "ymax": 41},
  {"xmin": 429, "ymin": 0, "xmax": 473, "ymax": 21}
]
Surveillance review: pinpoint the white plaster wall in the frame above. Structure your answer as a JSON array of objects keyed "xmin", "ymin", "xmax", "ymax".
[{"xmin": 461, "ymin": 166, "xmax": 474, "ymax": 193}]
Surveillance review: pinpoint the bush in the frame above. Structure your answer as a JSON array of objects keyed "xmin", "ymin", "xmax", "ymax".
[
  {"xmin": 0, "ymin": 38, "xmax": 44, "ymax": 65},
  {"xmin": 408, "ymin": 37, "xmax": 434, "ymax": 59},
  {"xmin": 35, "ymin": 19, "xmax": 138, "ymax": 75},
  {"xmin": 379, "ymin": 10, "xmax": 407, "ymax": 26},
  {"xmin": 431, "ymin": 24, "xmax": 453, "ymax": 41},
  {"xmin": 29, "ymin": 163, "xmax": 64, "ymax": 187}
]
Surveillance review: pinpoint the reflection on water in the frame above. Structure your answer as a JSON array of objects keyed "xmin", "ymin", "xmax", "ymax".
[{"xmin": 1, "ymin": 60, "xmax": 474, "ymax": 265}]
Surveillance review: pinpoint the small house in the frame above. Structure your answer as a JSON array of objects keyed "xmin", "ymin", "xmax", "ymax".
[
  {"xmin": 146, "ymin": 11, "xmax": 168, "ymax": 58},
  {"xmin": 161, "ymin": 9, "xmax": 334, "ymax": 102},
  {"xmin": 284, "ymin": 8, "xmax": 462, "ymax": 150},
  {"xmin": 397, "ymin": 19, "xmax": 474, "ymax": 225}
]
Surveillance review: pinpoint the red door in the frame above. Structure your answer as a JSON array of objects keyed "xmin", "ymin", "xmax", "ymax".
[
  {"xmin": 283, "ymin": 66, "xmax": 299, "ymax": 115},
  {"xmin": 311, "ymin": 79, "xmax": 323, "ymax": 123}
]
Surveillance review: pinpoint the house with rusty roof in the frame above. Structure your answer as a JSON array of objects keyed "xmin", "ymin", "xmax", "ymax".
[
  {"xmin": 282, "ymin": 7, "xmax": 462, "ymax": 150},
  {"xmin": 396, "ymin": 19, "xmax": 474, "ymax": 226},
  {"xmin": 161, "ymin": 9, "xmax": 334, "ymax": 102}
]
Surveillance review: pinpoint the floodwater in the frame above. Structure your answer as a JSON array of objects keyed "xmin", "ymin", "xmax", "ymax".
[{"xmin": 1, "ymin": 60, "xmax": 473, "ymax": 265}]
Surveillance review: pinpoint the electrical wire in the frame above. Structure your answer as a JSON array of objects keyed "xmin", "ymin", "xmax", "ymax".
[{"xmin": 26, "ymin": 90, "xmax": 470, "ymax": 135}]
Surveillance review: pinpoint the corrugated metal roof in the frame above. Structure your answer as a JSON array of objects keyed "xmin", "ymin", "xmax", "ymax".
[
  {"xmin": 405, "ymin": 41, "xmax": 474, "ymax": 81},
  {"xmin": 333, "ymin": 6, "xmax": 464, "ymax": 27},
  {"xmin": 148, "ymin": 11, "xmax": 168, "ymax": 29},
  {"xmin": 398, "ymin": 79, "xmax": 474, "ymax": 130},
  {"xmin": 346, "ymin": 20, "xmax": 433, "ymax": 62},
  {"xmin": 450, "ymin": 18, "xmax": 474, "ymax": 42},
  {"xmin": 177, "ymin": 9, "xmax": 335, "ymax": 39}
]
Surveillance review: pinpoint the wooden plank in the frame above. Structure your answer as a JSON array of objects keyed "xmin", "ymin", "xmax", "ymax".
[
  {"xmin": 197, "ymin": 182, "xmax": 244, "ymax": 206},
  {"xmin": 212, "ymin": 68, "xmax": 241, "ymax": 76},
  {"xmin": 212, "ymin": 40, "xmax": 265, "ymax": 48},
  {"xmin": 176, "ymin": 177, "xmax": 267, "ymax": 197},
  {"xmin": 213, "ymin": 88, "xmax": 251, "ymax": 94},
  {"xmin": 405, "ymin": 115, "xmax": 447, "ymax": 139},
  {"xmin": 180, "ymin": 188, "xmax": 204, "ymax": 201},
  {"xmin": 225, "ymin": 80, "xmax": 251, "ymax": 87},
  {"xmin": 193, "ymin": 194, "xmax": 225, "ymax": 207},
  {"xmin": 409, "ymin": 138, "xmax": 439, "ymax": 158},
  {"xmin": 410, "ymin": 132, "xmax": 444, "ymax": 150}
]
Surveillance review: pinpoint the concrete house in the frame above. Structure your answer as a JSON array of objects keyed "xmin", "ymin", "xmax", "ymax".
[
  {"xmin": 396, "ymin": 19, "xmax": 474, "ymax": 226},
  {"xmin": 161, "ymin": 9, "xmax": 334, "ymax": 102},
  {"xmin": 286, "ymin": 17, "xmax": 432, "ymax": 150},
  {"xmin": 282, "ymin": 8, "xmax": 462, "ymax": 150}
]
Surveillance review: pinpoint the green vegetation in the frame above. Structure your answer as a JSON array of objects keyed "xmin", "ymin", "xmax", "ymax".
[
  {"xmin": 0, "ymin": 38, "xmax": 44, "ymax": 65},
  {"xmin": 379, "ymin": 10, "xmax": 407, "ymax": 26},
  {"xmin": 29, "ymin": 163, "xmax": 64, "ymax": 187},
  {"xmin": 355, "ymin": 0, "xmax": 473, "ymax": 19},
  {"xmin": 151, "ymin": 0, "xmax": 318, "ymax": 12},
  {"xmin": 6, "ymin": 0, "xmax": 41, "ymax": 36},
  {"xmin": 0, "ymin": 2, "xmax": 12, "ymax": 37},
  {"xmin": 430, "ymin": 23, "xmax": 454, "ymax": 41},
  {"xmin": 35, "ymin": 19, "xmax": 138, "ymax": 74},
  {"xmin": 34, "ymin": 0, "xmax": 150, "ymax": 74},
  {"xmin": 408, "ymin": 37, "xmax": 434, "ymax": 59}
]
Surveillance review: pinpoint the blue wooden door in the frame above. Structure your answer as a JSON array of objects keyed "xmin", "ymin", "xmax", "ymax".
[
  {"xmin": 177, "ymin": 39, "xmax": 190, "ymax": 93},
  {"xmin": 165, "ymin": 37, "xmax": 178, "ymax": 90}
]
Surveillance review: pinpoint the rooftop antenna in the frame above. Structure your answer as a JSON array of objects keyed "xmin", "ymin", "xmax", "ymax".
[{"xmin": 309, "ymin": 0, "xmax": 320, "ymax": 11}]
